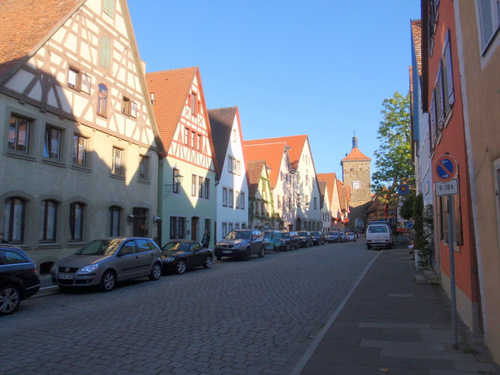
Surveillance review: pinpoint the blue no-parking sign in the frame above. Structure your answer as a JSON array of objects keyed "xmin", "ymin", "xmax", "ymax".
[{"xmin": 435, "ymin": 155, "xmax": 457, "ymax": 182}]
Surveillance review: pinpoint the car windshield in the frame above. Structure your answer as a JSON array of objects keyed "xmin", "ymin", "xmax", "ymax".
[
  {"xmin": 263, "ymin": 232, "xmax": 272, "ymax": 239},
  {"xmin": 281, "ymin": 233, "xmax": 290, "ymax": 238},
  {"xmin": 328, "ymin": 232, "xmax": 338, "ymax": 235},
  {"xmin": 162, "ymin": 242, "xmax": 191, "ymax": 251},
  {"xmin": 225, "ymin": 231, "xmax": 251, "ymax": 240},
  {"xmin": 297, "ymin": 232, "xmax": 308, "ymax": 236},
  {"xmin": 368, "ymin": 225, "xmax": 388, "ymax": 233},
  {"xmin": 346, "ymin": 232, "xmax": 354, "ymax": 236},
  {"xmin": 312, "ymin": 232, "xmax": 320, "ymax": 236},
  {"xmin": 75, "ymin": 239, "xmax": 122, "ymax": 256}
]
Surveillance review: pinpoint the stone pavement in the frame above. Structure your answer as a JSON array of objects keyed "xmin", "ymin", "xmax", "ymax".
[{"xmin": 296, "ymin": 248, "xmax": 500, "ymax": 375}]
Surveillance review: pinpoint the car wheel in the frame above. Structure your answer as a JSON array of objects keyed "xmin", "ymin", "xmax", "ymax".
[
  {"xmin": 176, "ymin": 259, "xmax": 187, "ymax": 274},
  {"xmin": 216, "ymin": 255, "xmax": 222, "ymax": 261},
  {"xmin": 149, "ymin": 262, "xmax": 162, "ymax": 281},
  {"xmin": 243, "ymin": 248, "xmax": 250, "ymax": 261},
  {"xmin": 203, "ymin": 256, "xmax": 212, "ymax": 269},
  {"xmin": 0, "ymin": 285, "xmax": 21, "ymax": 316},
  {"xmin": 274, "ymin": 246, "xmax": 279, "ymax": 254},
  {"xmin": 100, "ymin": 270, "xmax": 116, "ymax": 292}
]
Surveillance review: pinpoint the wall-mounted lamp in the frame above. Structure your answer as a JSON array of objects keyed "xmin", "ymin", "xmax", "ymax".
[
  {"xmin": 153, "ymin": 216, "xmax": 161, "ymax": 224},
  {"xmin": 128, "ymin": 214, "xmax": 135, "ymax": 223},
  {"xmin": 163, "ymin": 173, "xmax": 184, "ymax": 197}
]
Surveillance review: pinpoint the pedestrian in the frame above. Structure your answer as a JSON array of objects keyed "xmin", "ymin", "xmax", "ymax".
[
  {"xmin": 201, "ymin": 230, "xmax": 210, "ymax": 248},
  {"xmin": 0, "ymin": 232, "xmax": 8, "ymax": 243}
]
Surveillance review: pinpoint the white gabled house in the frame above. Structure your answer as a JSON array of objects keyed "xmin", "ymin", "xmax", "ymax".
[{"xmin": 208, "ymin": 107, "xmax": 249, "ymax": 241}]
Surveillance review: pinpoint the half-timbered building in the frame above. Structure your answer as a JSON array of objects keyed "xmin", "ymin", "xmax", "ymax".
[
  {"xmin": 146, "ymin": 67, "xmax": 217, "ymax": 247},
  {"xmin": 0, "ymin": 0, "xmax": 161, "ymax": 272}
]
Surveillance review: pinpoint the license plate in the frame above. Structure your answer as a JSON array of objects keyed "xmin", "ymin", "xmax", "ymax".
[
  {"xmin": 59, "ymin": 273, "xmax": 73, "ymax": 280},
  {"xmin": 222, "ymin": 250, "xmax": 232, "ymax": 254}
]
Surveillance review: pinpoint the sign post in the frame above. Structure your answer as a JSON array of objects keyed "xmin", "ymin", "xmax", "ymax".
[{"xmin": 434, "ymin": 154, "xmax": 459, "ymax": 349}]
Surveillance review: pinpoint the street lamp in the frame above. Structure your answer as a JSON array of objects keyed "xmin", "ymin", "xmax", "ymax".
[{"xmin": 164, "ymin": 172, "xmax": 183, "ymax": 197}]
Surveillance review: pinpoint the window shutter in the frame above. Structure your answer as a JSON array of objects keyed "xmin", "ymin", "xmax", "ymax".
[{"xmin": 445, "ymin": 31, "xmax": 455, "ymax": 106}]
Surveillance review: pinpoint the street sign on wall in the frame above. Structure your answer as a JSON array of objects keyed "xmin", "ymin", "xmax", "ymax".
[
  {"xmin": 435, "ymin": 179, "xmax": 459, "ymax": 196},
  {"xmin": 435, "ymin": 154, "xmax": 457, "ymax": 182}
]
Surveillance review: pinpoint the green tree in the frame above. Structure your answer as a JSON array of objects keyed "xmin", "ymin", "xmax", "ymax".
[{"xmin": 372, "ymin": 91, "xmax": 414, "ymax": 195}]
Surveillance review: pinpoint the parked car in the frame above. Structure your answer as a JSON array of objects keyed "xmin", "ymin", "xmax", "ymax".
[
  {"xmin": 161, "ymin": 240, "xmax": 213, "ymax": 274},
  {"xmin": 366, "ymin": 223, "xmax": 393, "ymax": 249},
  {"xmin": 297, "ymin": 231, "xmax": 314, "ymax": 248},
  {"xmin": 0, "ymin": 244, "xmax": 40, "ymax": 316},
  {"xmin": 337, "ymin": 232, "xmax": 347, "ymax": 242},
  {"xmin": 51, "ymin": 237, "xmax": 163, "ymax": 292},
  {"xmin": 263, "ymin": 230, "xmax": 282, "ymax": 253},
  {"xmin": 345, "ymin": 232, "xmax": 356, "ymax": 241},
  {"xmin": 325, "ymin": 231, "xmax": 339, "ymax": 243},
  {"xmin": 279, "ymin": 231, "xmax": 300, "ymax": 251},
  {"xmin": 311, "ymin": 231, "xmax": 325, "ymax": 245},
  {"xmin": 214, "ymin": 229, "xmax": 265, "ymax": 261}
]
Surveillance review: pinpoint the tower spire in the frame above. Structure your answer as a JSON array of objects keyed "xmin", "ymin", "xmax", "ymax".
[{"xmin": 352, "ymin": 132, "xmax": 358, "ymax": 149}]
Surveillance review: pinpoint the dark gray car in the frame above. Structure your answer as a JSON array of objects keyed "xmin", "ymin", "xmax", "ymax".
[
  {"xmin": 214, "ymin": 229, "xmax": 264, "ymax": 261},
  {"xmin": 51, "ymin": 237, "xmax": 163, "ymax": 292}
]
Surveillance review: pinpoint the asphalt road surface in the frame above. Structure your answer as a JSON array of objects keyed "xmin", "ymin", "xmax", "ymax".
[{"xmin": 2, "ymin": 240, "xmax": 377, "ymax": 375}]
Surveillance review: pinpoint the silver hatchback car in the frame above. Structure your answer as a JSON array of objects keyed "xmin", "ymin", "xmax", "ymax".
[{"xmin": 51, "ymin": 237, "xmax": 163, "ymax": 292}]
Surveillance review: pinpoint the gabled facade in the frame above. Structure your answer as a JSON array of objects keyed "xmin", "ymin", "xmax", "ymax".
[
  {"xmin": 317, "ymin": 180, "xmax": 330, "ymax": 233},
  {"xmin": 146, "ymin": 67, "xmax": 216, "ymax": 247},
  {"xmin": 208, "ymin": 107, "xmax": 249, "ymax": 240},
  {"xmin": 421, "ymin": 0, "xmax": 481, "ymax": 334},
  {"xmin": 454, "ymin": 0, "xmax": 500, "ymax": 364},
  {"xmin": 243, "ymin": 139, "xmax": 295, "ymax": 230},
  {"xmin": 317, "ymin": 173, "xmax": 342, "ymax": 231},
  {"xmin": 0, "ymin": 0, "xmax": 161, "ymax": 271},
  {"xmin": 245, "ymin": 160, "xmax": 273, "ymax": 230}
]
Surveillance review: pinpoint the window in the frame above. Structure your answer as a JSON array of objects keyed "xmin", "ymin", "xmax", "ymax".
[
  {"xmin": 191, "ymin": 131, "xmax": 196, "ymax": 148},
  {"xmin": 199, "ymin": 177, "xmax": 204, "ymax": 198},
  {"xmin": 68, "ymin": 67, "xmax": 79, "ymax": 89},
  {"xmin": 197, "ymin": 134, "xmax": 202, "ymax": 151},
  {"xmin": 477, "ymin": 0, "xmax": 500, "ymax": 53},
  {"xmin": 204, "ymin": 178, "xmax": 210, "ymax": 199},
  {"xmin": 99, "ymin": 36, "xmax": 111, "ymax": 69},
  {"xmin": 170, "ymin": 216, "xmax": 186, "ymax": 239},
  {"xmin": 139, "ymin": 155, "xmax": 149, "ymax": 180},
  {"xmin": 277, "ymin": 195, "xmax": 281, "ymax": 209},
  {"xmin": 73, "ymin": 134, "xmax": 87, "ymax": 166},
  {"xmin": 314, "ymin": 197, "xmax": 317, "ymax": 210},
  {"xmin": 228, "ymin": 156, "xmax": 233, "ymax": 173},
  {"xmin": 240, "ymin": 192, "xmax": 245, "ymax": 209},
  {"xmin": 232, "ymin": 129, "xmax": 237, "ymax": 142},
  {"xmin": 81, "ymin": 73, "xmax": 91, "ymax": 94},
  {"xmin": 103, "ymin": 0, "xmax": 115, "ymax": 18},
  {"xmin": 235, "ymin": 191, "xmax": 240, "ymax": 209},
  {"xmin": 427, "ymin": 0, "xmax": 440, "ymax": 53},
  {"xmin": 69, "ymin": 202, "xmax": 84, "ymax": 241},
  {"xmin": 190, "ymin": 92, "xmax": 197, "ymax": 115},
  {"xmin": 97, "ymin": 83, "xmax": 108, "ymax": 116},
  {"xmin": 184, "ymin": 128, "xmax": 189, "ymax": 145},
  {"xmin": 438, "ymin": 195, "xmax": 463, "ymax": 245},
  {"xmin": 112, "ymin": 147, "xmax": 123, "ymax": 175},
  {"xmin": 39, "ymin": 200, "xmax": 57, "ymax": 242},
  {"xmin": 229, "ymin": 189, "xmax": 234, "ymax": 208},
  {"xmin": 43, "ymin": 125, "xmax": 61, "ymax": 161},
  {"xmin": 223, "ymin": 187, "xmax": 228, "ymax": 207},
  {"xmin": 222, "ymin": 222, "xmax": 228, "ymax": 237},
  {"xmin": 236, "ymin": 160, "xmax": 241, "ymax": 175},
  {"xmin": 173, "ymin": 168, "xmax": 180, "ymax": 194},
  {"xmin": 8, "ymin": 115, "xmax": 30, "ymax": 154},
  {"xmin": 108, "ymin": 206, "xmax": 121, "ymax": 237},
  {"xmin": 4, "ymin": 197, "xmax": 25, "ymax": 243},
  {"xmin": 191, "ymin": 174, "xmax": 197, "ymax": 196},
  {"xmin": 122, "ymin": 97, "xmax": 131, "ymax": 116}
]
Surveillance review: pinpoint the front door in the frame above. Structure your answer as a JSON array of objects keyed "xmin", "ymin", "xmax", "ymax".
[
  {"xmin": 191, "ymin": 217, "xmax": 199, "ymax": 241},
  {"xmin": 132, "ymin": 207, "xmax": 148, "ymax": 237}
]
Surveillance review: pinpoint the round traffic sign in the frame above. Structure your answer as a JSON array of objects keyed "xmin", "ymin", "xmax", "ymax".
[{"xmin": 435, "ymin": 154, "xmax": 457, "ymax": 182}]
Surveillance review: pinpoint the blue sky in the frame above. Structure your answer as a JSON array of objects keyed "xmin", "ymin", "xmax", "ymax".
[{"xmin": 128, "ymin": 1, "xmax": 421, "ymax": 178}]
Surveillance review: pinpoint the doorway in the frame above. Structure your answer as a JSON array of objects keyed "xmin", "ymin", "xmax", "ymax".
[{"xmin": 191, "ymin": 216, "xmax": 199, "ymax": 241}]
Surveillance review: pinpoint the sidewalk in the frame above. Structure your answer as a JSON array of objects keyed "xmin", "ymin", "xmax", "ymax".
[{"xmin": 296, "ymin": 248, "xmax": 500, "ymax": 375}]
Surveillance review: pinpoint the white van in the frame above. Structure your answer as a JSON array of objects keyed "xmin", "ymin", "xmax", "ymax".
[{"xmin": 365, "ymin": 223, "xmax": 393, "ymax": 249}]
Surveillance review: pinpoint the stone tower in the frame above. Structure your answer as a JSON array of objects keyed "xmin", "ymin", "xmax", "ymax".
[{"xmin": 341, "ymin": 135, "xmax": 372, "ymax": 207}]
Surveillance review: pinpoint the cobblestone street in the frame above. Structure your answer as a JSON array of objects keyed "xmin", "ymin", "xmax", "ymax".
[{"xmin": 1, "ymin": 242, "xmax": 375, "ymax": 375}]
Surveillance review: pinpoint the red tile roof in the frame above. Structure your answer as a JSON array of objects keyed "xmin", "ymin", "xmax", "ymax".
[
  {"xmin": 208, "ymin": 107, "xmax": 238, "ymax": 181},
  {"xmin": 245, "ymin": 135, "xmax": 308, "ymax": 169},
  {"xmin": 411, "ymin": 20, "xmax": 422, "ymax": 77},
  {"xmin": 0, "ymin": 0, "xmax": 82, "ymax": 78},
  {"xmin": 146, "ymin": 67, "xmax": 199, "ymax": 150},
  {"xmin": 243, "ymin": 140, "xmax": 288, "ymax": 189},
  {"xmin": 341, "ymin": 146, "xmax": 371, "ymax": 162},
  {"xmin": 246, "ymin": 160, "xmax": 267, "ymax": 197}
]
